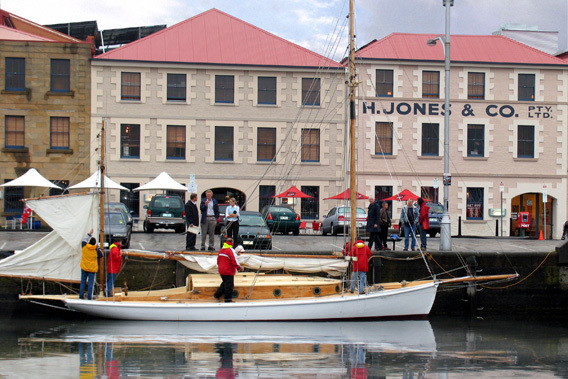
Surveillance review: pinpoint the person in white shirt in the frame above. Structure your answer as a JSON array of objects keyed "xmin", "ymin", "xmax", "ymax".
[{"xmin": 225, "ymin": 197, "xmax": 240, "ymax": 245}]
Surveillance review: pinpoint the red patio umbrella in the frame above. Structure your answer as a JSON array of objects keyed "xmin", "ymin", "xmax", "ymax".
[
  {"xmin": 273, "ymin": 185, "xmax": 313, "ymax": 198},
  {"xmin": 324, "ymin": 188, "xmax": 369, "ymax": 200},
  {"xmin": 381, "ymin": 189, "xmax": 419, "ymax": 201}
]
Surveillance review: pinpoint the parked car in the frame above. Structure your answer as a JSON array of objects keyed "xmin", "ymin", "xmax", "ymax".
[
  {"xmin": 105, "ymin": 202, "xmax": 133, "ymax": 226},
  {"xmin": 143, "ymin": 195, "xmax": 185, "ymax": 233},
  {"xmin": 426, "ymin": 201, "xmax": 444, "ymax": 237},
  {"xmin": 321, "ymin": 206, "xmax": 367, "ymax": 236},
  {"xmin": 260, "ymin": 205, "xmax": 301, "ymax": 235},
  {"xmin": 220, "ymin": 210, "xmax": 272, "ymax": 250},
  {"xmin": 215, "ymin": 203, "xmax": 229, "ymax": 234},
  {"xmin": 104, "ymin": 211, "xmax": 132, "ymax": 248}
]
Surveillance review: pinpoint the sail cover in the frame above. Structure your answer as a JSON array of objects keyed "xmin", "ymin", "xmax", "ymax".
[{"xmin": 0, "ymin": 193, "xmax": 98, "ymax": 282}]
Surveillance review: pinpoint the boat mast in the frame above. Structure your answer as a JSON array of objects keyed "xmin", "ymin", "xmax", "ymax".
[
  {"xmin": 348, "ymin": 0, "xmax": 358, "ymax": 248},
  {"xmin": 98, "ymin": 120, "xmax": 106, "ymax": 292}
]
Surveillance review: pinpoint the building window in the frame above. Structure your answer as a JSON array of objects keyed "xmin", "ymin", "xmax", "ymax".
[
  {"xmin": 50, "ymin": 59, "xmax": 70, "ymax": 92},
  {"xmin": 517, "ymin": 125, "xmax": 535, "ymax": 158},
  {"xmin": 5, "ymin": 57, "xmax": 25, "ymax": 91},
  {"xmin": 121, "ymin": 72, "xmax": 141, "ymax": 100},
  {"xmin": 3, "ymin": 182, "xmax": 23, "ymax": 213},
  {"xmin": 301, "ymin": 186, "xmax": 319, "ymax": 220},
  {"xmin": 518, "ymin": 74, "xmax": 535, "ymax": 101},
  {"xmin": 49, "ymin": 180, "xmax": 69, "ymax": 196},
  {"xmin": 166, "ymin": 125, "xmax": 186, "ymax": 160},
  {"xmin": 120, "ymin": 124, "xmax": 140, "ymax": 158},
  {"xmin": 258, "ymin": 76, "xmax": 277, "ymax": 104},
  {"xmin": 50, "ymin": 117, "xmax": 70, "ymax": 149},
  {"xmin": 422, "ymin": 71, "xmax": 439, "ymax": 98},
  {"xmin": 467, "ymin": 72, "xmax": 485, "ymax": 100},
  {"xmin": 421, "ymin": 123, "xmax": 439, "ymax": 156},
  {"xmin": 215, "ymin": 75, "xmax": 234, "ymax": 103},
  {"xmin": 301, "ymin": 128, "xmax": 320, "ymax": 162},
  {"xmin": 376, "ymin": 69, "xmax": 393, "ymax": 97},
  {"xmin": 375, "ymin": 122, "xmax": 393, "ymax": 155},
  {"xmin": 467, "ymin": 124, "xmax": 484, "ymax": 157},
  {"xmin": 257, "ymin": 127, "xmax": 276, "ymax": 161},
  {"xmin": 167, "ymin": 73, "xmax": 186, "ymax": 101},
  {"xmin": 120, "ymin": 183, "xmax": 140, "ymax": 217},
  {"xmin": 215, "ymin": 126, "xmax": 234, "ymax": 161},
  {"xmin": 466, "ymin": 187, "xmax": 484, "ymax": 220},
  {"xmin": 302, "ymin": 78, "xmax": 320, "ymax": 106},
  {"xmin": 421, "ymin": 186, "xmax": 439, "ymax": 203},
  {"xmin": 5, "ymin": 116, "xmax": 25, "ymax": 148},
  {"xmin": 259, "ymin": 185, "xmax": 276, "ymax": 211}
]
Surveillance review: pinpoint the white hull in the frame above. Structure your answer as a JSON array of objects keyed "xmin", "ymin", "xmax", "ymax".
[{"xmin": 64, "ymin": 281, "xmax": 438, "ymax": 321}]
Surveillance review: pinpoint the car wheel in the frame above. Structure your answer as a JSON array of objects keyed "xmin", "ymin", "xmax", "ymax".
[
  {"xmin": 292, "ymin": 228, "xmax": 299, "ymax": 235},
  {"xmin": 429, "ymin": 231, "xmax": 438, "ymax": 237},
  {"xmin": 175, "ymin": 225, "xmax": 185, "ymax": 233},
  {"xmin": 123, "ymin": 237, "xmax": 130, "ymax": 249},
  {"xmin": 332, "ymin": 224, "xmax": 338, "ymax": 236},
  {"xmin": 322, "ymin": 227, "xmax": 328, "ymax": 236},
  {"xmin": 146, "ymin": 223, "xmax": 154, "ymax": 233}
]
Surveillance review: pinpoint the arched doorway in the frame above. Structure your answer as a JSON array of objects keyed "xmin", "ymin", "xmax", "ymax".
[
  {"xmin": 511, "ymin": 193, "xmax": 554, "ymax": 239},
  {"xmin": 201, "ymin": 187, "xmax": 246, "ymax": 209}
]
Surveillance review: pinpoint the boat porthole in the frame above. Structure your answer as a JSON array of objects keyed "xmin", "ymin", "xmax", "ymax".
[
  {"xmin": 313, "ymin": 287, "xmax": 321, "ymax": 296},
  {"xmin": 273, "ymin": 288, "xmax": 282, "ymax": 297},
  {"xmin": 335, "ymin": 285, "xmax": 340, "ymax": 293},
  {"xmin": 232, "ymin": 290, "xmax": 239, "ymax": 299}
]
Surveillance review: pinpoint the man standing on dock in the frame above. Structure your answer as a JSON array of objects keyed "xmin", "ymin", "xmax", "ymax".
[{"xmin": 214, "ymin": 238, "xmax": 241, "ymax": 303}]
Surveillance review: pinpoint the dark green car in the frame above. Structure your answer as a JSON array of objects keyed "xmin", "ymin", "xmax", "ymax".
[
  {"xmin": 260, "ymin": 205, "xmax": 301, "ymax": 235},
  {"xmin": 143, "ymin": 195, "xmax": 185, "ymax": 233}
]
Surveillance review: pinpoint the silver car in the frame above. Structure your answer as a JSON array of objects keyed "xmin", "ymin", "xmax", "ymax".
[{"xmin": 321, "ymin": 206, "xmax": 367, "ymax": 236}]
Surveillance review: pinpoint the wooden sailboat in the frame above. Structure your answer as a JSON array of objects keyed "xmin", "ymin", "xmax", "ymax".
[{"xmin": 4, "ymin": 1, "xmax": 517, "ymax": 321}]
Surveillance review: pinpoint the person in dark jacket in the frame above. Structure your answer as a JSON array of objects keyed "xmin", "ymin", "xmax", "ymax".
[
  {"xmin": 365, "ymin": 197, "xmax": 381, "ymax": 251},
  {"xmin": 379, "ymin": 201, "xmax": 391, "ymax": 250},
  {"xmin": 185, "ymin": 193, "xmax": 199, "ymax": 250}
]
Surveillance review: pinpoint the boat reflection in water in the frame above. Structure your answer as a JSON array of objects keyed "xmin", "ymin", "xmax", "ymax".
[
  {"xmin": 11, "ymin": 320, "xmax": 436, "ymax": 378},
  {"xmin": 8, "ymin": 317, "xmax": 568, "ymax": 378}
]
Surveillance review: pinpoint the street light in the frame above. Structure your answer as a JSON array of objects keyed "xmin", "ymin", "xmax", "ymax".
[{"xmin": 427, "ymin": 0, "xmax": 453, "ymax": 251}]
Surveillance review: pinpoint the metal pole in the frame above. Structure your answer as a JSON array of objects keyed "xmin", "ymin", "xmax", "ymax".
[{"xmin": 440, "ymin": 0, "xmax": 452, "ymax": 251}]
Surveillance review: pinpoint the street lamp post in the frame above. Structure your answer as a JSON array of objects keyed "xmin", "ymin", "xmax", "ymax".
[{"xmin": 427, "ymin": 0, "xmax": 453, "ymax": 251}]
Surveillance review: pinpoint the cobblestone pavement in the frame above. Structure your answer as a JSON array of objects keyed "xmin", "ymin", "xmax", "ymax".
[{"xmin": 0, "ymin": 230, "xmax": 561, "ymax": 254}]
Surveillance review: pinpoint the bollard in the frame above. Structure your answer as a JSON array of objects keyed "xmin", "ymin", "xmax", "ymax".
[
  {"xmin": 495, "ymin": 219, "xmax": 499, "ymax": 236},
  {"xmin": 458, "ymin": 216, "xmax": 462, "ymax": 237}
]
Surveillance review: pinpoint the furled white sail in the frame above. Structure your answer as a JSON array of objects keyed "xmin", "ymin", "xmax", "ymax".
[
  {"xmin": 178, "ymin": 253, "xmax": 349, "ymax": 277},
  {"xmin": 0, "ymin": 193, "xmax": 98, "ymax": 282}
]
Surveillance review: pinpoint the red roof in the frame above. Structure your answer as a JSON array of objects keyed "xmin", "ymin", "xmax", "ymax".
[
  {"xmin": 357, "ymin": 33, "xmax": 567, "ymax": 66},
  {"xmin": 0, "ymin": 9, "xmax": 84, "ymax": 44},
  {"xmin": 0, "ymin": 24, "xmax": 55, "ymax": 42},
  {"xmin": 96, "ymin": 9, "xmax": 342, "ymax": 68}
]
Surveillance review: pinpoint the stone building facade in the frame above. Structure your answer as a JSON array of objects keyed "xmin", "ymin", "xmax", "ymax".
[
  {"xmin": 0, "ymin": 12, "xmax": 92, "ymax": 224},
  {"xmin": 354, "ymin": 33, "xmax": 568, "ymax": 238}
]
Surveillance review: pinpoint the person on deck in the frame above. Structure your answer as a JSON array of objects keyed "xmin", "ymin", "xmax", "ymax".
[
  {"xmin": 200, "ymin": 189, "xmax": 219, "ymax": 251},
  {"xmin": 214, "ymin": 238, "xmax": 242, "ymax": 303},
  {"xmin": 80, "ymin": 229, "xmax": 103, "ymax": 300},
  {"xmin": 106, "ymin": 238, "xmax": 122, "ymax": 297},
  {"xmin": 417, "ymin": 198, "xmax": 430, "ymax": 250},
  {"xmin": 185, "ymin": 193, "xmax": 200, "ymax": 250},
  {"xmin": 400, "ymin": 199, "xmax": 419, "ymax": 251},
  {"xmin": 366, "ymin": 197, "xmax": 381, "ymax": 251},
  {"xmin": 349, "ymin": 239, "xmax": 372, "ymax": 294}
]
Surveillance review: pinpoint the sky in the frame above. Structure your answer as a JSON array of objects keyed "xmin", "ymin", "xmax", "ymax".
[{"xmin": 1, "ymin": 0, "xmax": 567, "ymax": 60}]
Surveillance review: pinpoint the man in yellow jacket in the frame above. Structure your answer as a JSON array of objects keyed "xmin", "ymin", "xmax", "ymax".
[{"xmin": 80, "ymin": 229, "xmax": 103, "ymax": 300}]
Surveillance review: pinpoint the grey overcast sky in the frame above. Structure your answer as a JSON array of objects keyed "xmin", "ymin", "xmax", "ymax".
[{"xmin": 1, "ymin": 0, "xmax": 566, "ymax": 59}]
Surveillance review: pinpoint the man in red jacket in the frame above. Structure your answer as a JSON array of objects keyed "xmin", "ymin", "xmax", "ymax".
[
  {"xmin": 214, "ymin": 238, "xmax": 241, "ymax": 303},
  {"xmin": 349, "ymin": 239, "xmax": 372, "ymax": 294}
]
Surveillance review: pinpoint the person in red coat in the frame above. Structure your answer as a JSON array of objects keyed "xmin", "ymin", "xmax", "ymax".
[
  {"xmin": 349, "ymin": 239, "xmax": 372, "ymax": 294},
  {"xmin": 106, "ymin": 239, "xmax": 122, "ymax": 297},
  {"xmin": 214, "ymin": 238, "xmax": 241, "ymax": 303},
  {"xmin": 417, "ymin": 197, "xmax": 430, "ymax": 250}
]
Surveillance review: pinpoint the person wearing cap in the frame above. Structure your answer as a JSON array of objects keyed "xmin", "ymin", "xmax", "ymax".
[
  {"xmin": 348, "ymin": 238, "xmax": 372, "ymax": 294},
  {"xmin": 214, "ymin": 238, "xmax": 242, "ymax": 303},
  {"xmin": 106, "ymin": 238, "xmax": 122, "ymax": 297},
  {"xmin": 80, "ymin": 229, "xmax": 103, "ymax": 300}
]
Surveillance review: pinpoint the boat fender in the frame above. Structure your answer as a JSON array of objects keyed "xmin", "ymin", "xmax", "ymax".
[
  {"xmin": 160, "ymin": 296, "xmax": 168, "ymax": 301},
  {"xmin": 401, "ymin": 280, "xmax": 407, "ymax": 287}
]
